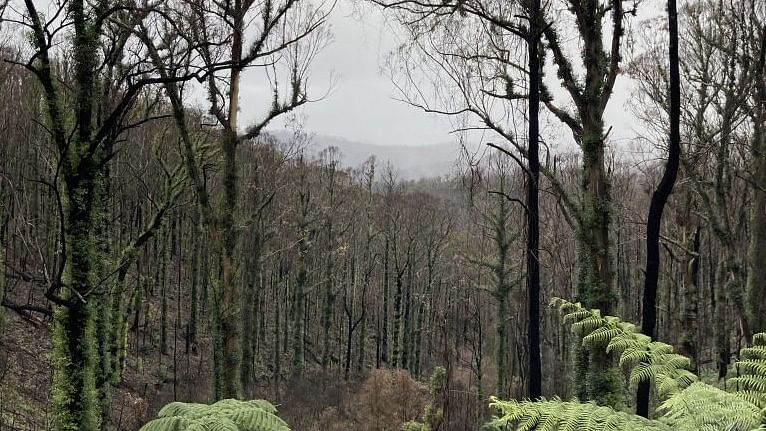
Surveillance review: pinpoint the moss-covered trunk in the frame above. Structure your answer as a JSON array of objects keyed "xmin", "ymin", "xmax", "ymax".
[
  {"xmin": 54, "ymin": 168, "xmax": 101, "ymax": 431},
  {"xmin": 574, "ymin": 115, "xmax": 621, "ymax": 408},
  {"xmin": 496, "ymin": 293, "xmax": 509, "ymax": 397}
]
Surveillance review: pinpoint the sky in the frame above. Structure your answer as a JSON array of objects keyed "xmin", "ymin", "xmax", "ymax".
[
  {"xmin": 236, "ymin": 0, "xmax": 664, "ymax": 149},
  {"xmin": 237, "ymin": 0, "xmax": 457, "ymax": 147}
]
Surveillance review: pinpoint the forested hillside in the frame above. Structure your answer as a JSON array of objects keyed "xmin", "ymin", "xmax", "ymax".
[{"xmin": 0, "ymin": 0, "xmax": 765, "ymax": 430}]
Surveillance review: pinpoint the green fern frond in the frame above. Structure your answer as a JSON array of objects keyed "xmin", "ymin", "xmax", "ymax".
[
  {"xmin": 487, "ymin": 301, "xmax": 766, "ymax": 431},
  {"xmin": 487, "ymin": 396, "xmax": 671, "ymax": 431},
  {"xmin": 141, "ymin": 399, "xmax": 290, "ymax": 431},
  {"xmin": 551, "ymin": 298, "xmax": 698, "ymax": 400},
  {"xmin": 657, "ymin": 382, "xmax": 762, "ymax": 431},
  {"xmin": 729, "ymin": 333, "xmax": 766, "ymax": 409}
]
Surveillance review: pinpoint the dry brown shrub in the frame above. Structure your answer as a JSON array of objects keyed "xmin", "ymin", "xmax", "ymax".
[
  {"xmin": 347, "ymin": 369, "xmax": 428, "ymax": 430},
  {"xmin": 112, "ymin": 389, "xmax": 149, "ymax": 431}
]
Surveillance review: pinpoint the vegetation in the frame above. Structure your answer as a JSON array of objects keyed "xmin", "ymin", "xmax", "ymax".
[
  {"xmin": 0, "ymin": 0, "xmax": 764, "ymax": 429},
  {"xmin": 487, "ymin": 299, "xmax": 766, "ymax": 430},
  {"xmin": 140, "ymin": 399, "xmax": 290, "ymax": 431}
]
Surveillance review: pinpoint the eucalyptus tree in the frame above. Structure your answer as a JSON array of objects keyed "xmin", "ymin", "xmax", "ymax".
[
  {"xmin": 373, "ymin": 0, "xmax": 641, "ymax": 403},
  {"xmin": 636, "ymin": 0, "xmax": 682, "ymax": 417},
  {"xmin": 629, "ymin": 1, "xmax": 763, "ymax": 377},
  {"xmin": 746, "ymin": 19, "xmax": 766, "ymax": 336},
  {"xmin": 463, "ymin": 154, "xmax": 523, "ymax": 398},
  {"xmin": 0, "ymin": 0, "xmax": 198, "ymax": 427},
  {"xmin": 139, "ymin": 0, "xmax": 331, "ymax": 396}
]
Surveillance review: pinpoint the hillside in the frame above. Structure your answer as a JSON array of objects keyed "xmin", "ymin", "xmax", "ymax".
[{"xmin": 265, "ymin": 130, "xmax": 464, "ymax": 179}]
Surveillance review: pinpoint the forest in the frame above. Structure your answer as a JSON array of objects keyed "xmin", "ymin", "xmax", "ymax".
[{"xmin": 0, "ymin": 0, "xmax": 765, "ymax": 429}]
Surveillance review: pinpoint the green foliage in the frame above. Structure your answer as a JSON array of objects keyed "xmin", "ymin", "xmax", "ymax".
[
  {"xmin": 729, "ymin": 333, "xmax": 766, "ymax": 409},
  {"xmin": 486, "ymin": 397, "xmax": 671, "ymax": 431},
  {"xmin": 487, "ymin": 299, "xmax": 766, "ymax": 431},
  {"xmin": 658, "ymin": 382, "xmax": 762, "ymax": 431},
  {"xmin": 140, "ymin": 399, "xmax": 290, "ymax": 431},
  {"xmin": 401, "ymin": 421, "xmax": 429, "ymax": 431},
  {"xmin": 400, "ymin": 367, "xmax": 446, "ymax": 431},
  {"xmin": 556, "ymin": 298, "xmax": 697, "ymax": 400}
]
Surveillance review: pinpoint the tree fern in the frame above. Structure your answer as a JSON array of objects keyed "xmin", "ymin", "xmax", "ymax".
[
  {"xmin": 658, "ymin": 382, "xmax": 762, "ymax": 431},
  {"xmin": 554, "ymin": 298, "xmax": 697, "ymax": 401},
  {"xmin": 486, "ymin": 397, "xmax": 671, "ymax": 431},
  {"xmin": 487, "ymin": 299, "xmax": 766, "ymax": 431},
  {"xmin": 140, "ymin": 399, "xmax": 290, "ymax": 431},
  {"xmin": 729, "ymin": 333, "xmax": 766, "ymax": 409}
]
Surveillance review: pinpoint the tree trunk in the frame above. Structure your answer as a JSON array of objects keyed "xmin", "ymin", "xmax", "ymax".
[
  {"xmin": 747, "ymin": 29, "xmax": 766, "ymax": 334},
  {"xmin": 636, "ymin": 0, "xmax": 682, "ymax": 416},
  {"xmin": 679, "ymin": 225, "xmax": 700, "ymax": 372},
  {"xmin": 526, "ymin": 0, "xmax": 542, "ymax": 400},
  {"xmin": 54, "ymin": 169, "xmax": 101, "ymax": 431}
]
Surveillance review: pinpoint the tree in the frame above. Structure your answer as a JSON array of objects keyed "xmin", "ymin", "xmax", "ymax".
[
  {"xmin": 0, "ymin": 0, "xmax": 195, "ymax": 427},
  {"xmin": 636, "ymin": 0, "xmax": 682, "ymax": 418},
  {"xmin": 525, "ymin": 0, "xmax": 542, "ymax": 399},
  {"xmin": 141, "ymin": 0, "xmax": 330, "ymax": 396}
]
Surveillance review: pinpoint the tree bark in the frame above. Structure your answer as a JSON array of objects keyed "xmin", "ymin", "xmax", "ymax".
[
  {"xmin": 747, "ymin": 29, "xmax": 766, "ymax": 334},
  {"xmin": 526, "ymin": 0, "xmax": 542, "ymax": 400},
  {"xmin": 636, "ymin": 0, "xmax": 682, "ymax": 416}
]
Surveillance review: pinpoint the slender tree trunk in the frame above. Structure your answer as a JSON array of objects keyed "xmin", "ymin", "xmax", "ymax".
[
  {"xmin": 526, "ymin": 0, "xmax": 542, "ymax": 399},
  {"xmin": 392, "ymin": 268, "xmax": 404, "ymax": 368},
  {"xmin": 382, "ymin": 239, "xmax": 390, "ymax": 365},
  {"xmin": 636, "ymin": 0, "xmax": 682, "ymax": 416},
  {"xmin": 321, "ymin": 248, "xmax": 335, "ymax": 372},
  {"xmin": 747, "ymin": 29, "xmax": 766, "ymax": 334},
  {"xmin": 241, "ymin": 240, "xmax": 260, "ymax": 395},
  {"xmin": 188, "ymin": 206, "xmax": 201, "ymax": 353},
  {"xmin": 496, "ymin": 293, "xmax": 509, "ymax": 397},
  {"xmin": 680, "ymin": 225, "xmax": 700, "ymax": 372}
]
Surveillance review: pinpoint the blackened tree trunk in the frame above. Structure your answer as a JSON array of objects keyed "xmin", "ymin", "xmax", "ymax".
[
  {"xmin": 747, "ymin": 29, "xmax": 766, "ymax": 334},
  {"xmin": 637, "ymin": 0, "xmax": 682, "ymax": 417},
  {"xmin": 526, "ymin": 0, "xmax": 542, "ymax": 400}
]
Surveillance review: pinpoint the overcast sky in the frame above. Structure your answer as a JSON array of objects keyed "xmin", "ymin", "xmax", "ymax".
[
  {"xmin": 236, "ymin": 0, "xmax": 456, "ymax": 147},
  {"xmin": 236, "ymin": 0, "xmax": 663, "ymax": 149}
]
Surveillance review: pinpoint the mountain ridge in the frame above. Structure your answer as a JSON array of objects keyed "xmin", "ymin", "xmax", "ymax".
[{"xmin": 264, "ymin": 130, "xmax": 463, "ymax": 179}]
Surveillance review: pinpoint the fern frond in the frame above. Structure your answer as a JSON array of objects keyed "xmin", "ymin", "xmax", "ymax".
[
  {"xmin": 550, "ymin": 298, "xmax": 698, "ymax": 401},
  {"xmin": 729, "ymin": 333, "xmax": 766, "ymax": 409},
  {"xmin": 658, "ymin": 382, "xmax": 762, "ymax": 431},
  {"xmin": 487, "ymin": 396, "xmax": 671, "ymax": 431},
  {"xmin": 141, "ymin": 399, "xmax": 290, "ymax": 431}
]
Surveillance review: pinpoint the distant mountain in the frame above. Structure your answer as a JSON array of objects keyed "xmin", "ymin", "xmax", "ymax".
[{"xmin": 264, "ymin": 130, "xmax": 463, "ymax": 180}]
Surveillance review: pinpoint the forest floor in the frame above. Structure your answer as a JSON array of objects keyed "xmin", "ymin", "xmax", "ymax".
[{"xmin": 0, "ymin": 309, "xmax": 444, "ymax": 431}]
